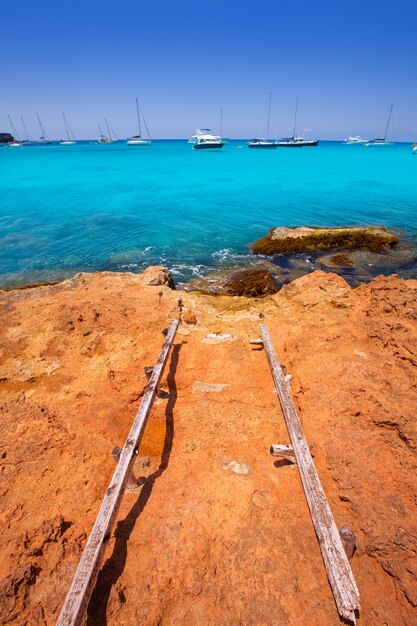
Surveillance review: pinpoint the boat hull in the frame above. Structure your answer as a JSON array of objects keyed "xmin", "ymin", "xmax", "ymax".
[
  {"xmin": 193, "ymin": 143, "xmax": 224, "ymax": 150},
  {"xmin": 275, "ymin": 142, "xmax": 304, "ymax": 148},
  {"xmin": 247, "ymin": 143, "xmax": 277, "ymax": 149}
]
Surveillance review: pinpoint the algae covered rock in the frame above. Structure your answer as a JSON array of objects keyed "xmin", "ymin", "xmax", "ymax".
[
  {"xmin": 224, "ymin": 268, "xmax": 278, "ymax": 297},
  {"xmin": 252, "ymin": 226, "xmax": 398, "ymax": 255}
]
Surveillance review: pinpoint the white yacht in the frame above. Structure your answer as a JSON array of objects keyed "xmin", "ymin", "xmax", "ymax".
[
  {"xmin": 188, "ymin": 129, "xmax": 225, "ymax": 150},
  {"xmin": 412, "ymin": 143, "xmax": 417, "ymax": 153},
  {"xmin": 364, "ymin": 105, "xmax": 394, "ymax": 147},
  {"xmin": 59, "ymin": 112, "xmax": 76, "ymax": 145},
  {"xmin": 127, "ymin": 98, "xmax": 151, "ymax": 145},
  {"xmin": 344, "ymin": 136, "xmax": 367, "ymax": 144}
]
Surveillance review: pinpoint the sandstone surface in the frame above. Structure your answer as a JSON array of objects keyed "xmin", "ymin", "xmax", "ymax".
[{"xmin": 0, "ymin": 267, "xmax": 416, "ymax": 625}]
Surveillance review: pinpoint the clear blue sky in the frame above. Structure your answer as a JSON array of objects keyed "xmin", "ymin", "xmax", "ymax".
[{"xmin": 1, "ymin": 0, "xmax": 417, "ymax": 140}]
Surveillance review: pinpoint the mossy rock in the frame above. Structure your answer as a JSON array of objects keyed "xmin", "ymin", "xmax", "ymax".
[
  {"xmin": 252, "ymin": 226, "xmax": 398, "ymax": 255},
  {"xmin": 224, "ymin": 269, "xmax": 278, "ymax": 297},
  {"xmin": 329, "ymin": 253, "xmax": 354, "ymax": 267}
]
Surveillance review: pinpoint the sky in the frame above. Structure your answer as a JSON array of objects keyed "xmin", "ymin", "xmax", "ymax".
[{"xmin": 1, "ymin": 0, "xmax": 417, "ymax": 140}]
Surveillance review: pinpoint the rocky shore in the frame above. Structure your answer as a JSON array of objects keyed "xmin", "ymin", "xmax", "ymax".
[{"xmin": 1, "ymin": 267, "xmax": 416, "ymax": 625}]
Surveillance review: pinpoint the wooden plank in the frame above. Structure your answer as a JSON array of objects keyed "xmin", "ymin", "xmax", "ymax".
[
  {"xmin": 260, "ymin": 323, "xmax": 360, "ymax": 623},
  {"xmin": 57, "ymin": 319, "xmax": 180, "ymax": 626}
]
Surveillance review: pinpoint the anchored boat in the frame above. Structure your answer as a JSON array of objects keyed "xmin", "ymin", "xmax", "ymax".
[
  {"xmin": 127, "ymin": 98, "xmax": 151, "ymax": 145},
  {"xmin": 36, "ymin": 113, "xmax": 52, "ymax": 144},
  {"xmin": 97, "ymin": 118, "xmax": 117, "ymax": 144},
  {"xmin": 7, "ymin": 115, "xmax": 22, "ymax": 147},
  {"xmin": 188, "ymin": 129, "xmax": 225, "ymax": 150},
  {"xmin": 276, "ymin": 97, "xmax": 319, "ymax": 147},
  {"xmin": 344, "ymin": 135, "xmax": 367, "ymax": 145},
  {"xmin": 60, "ymin": 112, "xmax": 77, "ymax": 145},
  {"xmin": 364, "ymin": 105, "xmax": 394, "ymax": 146},
  {"xmin": 248, "ymin": 93, "xmax": 277, "ymax": 148}
]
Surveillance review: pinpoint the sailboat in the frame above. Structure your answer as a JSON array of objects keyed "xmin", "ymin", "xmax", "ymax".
[
  {"xmin": 21, "ymin": 116, "xmax": 33, "ymax": 145},
  {"xmin": 276, "ymin": 97, "xmax": 319, "ymax": 147},
  {"xmin": 97, "ymin": 118, "xmax": 116, "ymax": 144},
  {"xmin": 36, "ymin": 113, "xmax": 52, "ymax": 144},
  {"xmin": 248, "ymin": 93, "xmax": 277, "ymax": 148},
  {"xmin": 127, "ymin": 98, "xmax": 151, "ymax": 145},
  {"xmin": 60, "ymin": 112, "xmax": 77, "ymax": 145},
  {"xmin": 7, "ymin": 115, "xmax": 22, "ymax": 147},
  {"xmin": 364, "ymin": 105, "xmax": 394, "ymax": 146}
]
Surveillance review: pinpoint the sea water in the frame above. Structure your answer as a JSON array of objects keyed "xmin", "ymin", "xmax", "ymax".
[{"xmin": 0, "ymin": 140, "xmax": 416, "ymax": 288}]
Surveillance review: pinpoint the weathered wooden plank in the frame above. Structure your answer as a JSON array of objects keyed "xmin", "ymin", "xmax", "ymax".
[
  {"xmin": 57, "ymin": 319, "xmax": 180, "ymax": 626},
  {"xmin": 260, "ymin": 323, "xmax": 360, "ymax": 623}
]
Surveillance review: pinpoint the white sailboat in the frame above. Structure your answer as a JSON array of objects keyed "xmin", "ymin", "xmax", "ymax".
[
  {"xmin": 248, "ymin": 93, "xmax": 277, "ymax": 148},
  {"xmin": 127, "ymin": 98, "xmax": 151, "ymax": 145},
  {"xmin": 21, "ymin": 116, "xmax": 33, "ymax": 145},
  {"xmin": 364, "ymin": 105, "xmax": 394, "ymax": 147},
  {"xmin": 276, "ymin": 97, "xmax": 319, "ymax": 147},
  {"xmin": 36, "ymin": 113, "xmax": 52, "ymax": 144},
  {"xmin": 60, "ymin": 112, "xmax": 77, "ymax": 145},
  {"xmin": 97, "ymin": 118, "xmax": 117, "ymax": 144},
  {"xmin": 7, "ymin": 115, "xmax": 22, "ymax": 147}
]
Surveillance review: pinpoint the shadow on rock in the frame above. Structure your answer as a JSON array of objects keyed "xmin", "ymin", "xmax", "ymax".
[{"xmin": 86, "ymin": 343, "xmax": 181, "ymax": 626}]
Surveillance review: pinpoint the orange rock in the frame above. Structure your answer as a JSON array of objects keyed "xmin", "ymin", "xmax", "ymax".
[
  {"xmin": 183, "ymin": 310, "xmax": 197, "ymax": 324},
  {"xmin": 0, "ymin": 267, "xmax": 416, "ymax": 625}
]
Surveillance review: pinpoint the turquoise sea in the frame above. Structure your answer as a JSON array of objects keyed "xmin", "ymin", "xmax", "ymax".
[{"xmin": 0, "ymin": 140, "xmax": 416, "ymax": 289}]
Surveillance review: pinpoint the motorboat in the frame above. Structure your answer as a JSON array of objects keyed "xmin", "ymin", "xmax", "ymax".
[
  {"xmin": 188, "ymin": 129, "xmax": 225, "ymax": 150},
  {"xmin": 344, "ymin": 136, "xmax": 367, "ymax": 144},
  {"xmin": 127, "ymin": 98, "xmax": 152, "ymax": 145}
]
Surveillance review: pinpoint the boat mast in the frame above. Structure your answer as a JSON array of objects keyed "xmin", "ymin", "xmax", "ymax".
[
  {"xmin": 98, "ymin": 123, "xmax": 103, "ymax": 138},
  {"xmin": 63, "ymin": 112, "xmax": 71, "ymax": 141},
  {"xmin": 220, "ymin": 108, "xmax": 223, "ymax": 137},
  {"xmin": 266, "ymin": 93, "xmax": 272, "ymax": 141},
  {"xmin": 137, "ymin": 102, "xmax": 151, "ymax": 140},
  {"xmin": 36, "ymin": 112, "xmax": 49, "ymax": 141},
  {"xmin": 384, "ymin": 104, "xmax": 393, "ymax": 140},
  {"xmin": 105, "ymin": 117, "xmax": 112, "ymax": 141},
  {"xmin": 21, "ymin": 116, "xmax": 31, "ymax": 142},
  {"xmin": 136, "ymin": 98, "xmax": 142, "ymax": 138},
  {"xmin": 293, "ymin": 96, "xmax": 299, "ymax": 139},
  {"xmin": 8, "ymin": 115, "xmax": 21, "ymax": 142}
]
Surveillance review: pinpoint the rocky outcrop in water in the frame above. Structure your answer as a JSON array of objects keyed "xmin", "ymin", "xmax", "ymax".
[
  {"xmin": 0, "ymin": 133, "xmax": 13, "ymax": 144},
  {"xmin": 252, "ymin": 225, "xmax": 399, "ymax": 255},
  {"xmin": 0, "ymin": 267, "xmax": 416, "ymax": 625}
]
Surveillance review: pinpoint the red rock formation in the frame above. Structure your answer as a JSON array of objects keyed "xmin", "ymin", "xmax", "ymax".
[{"xmin": 0, "ymin": 268, "xmax": 416, "ymax": 625}]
